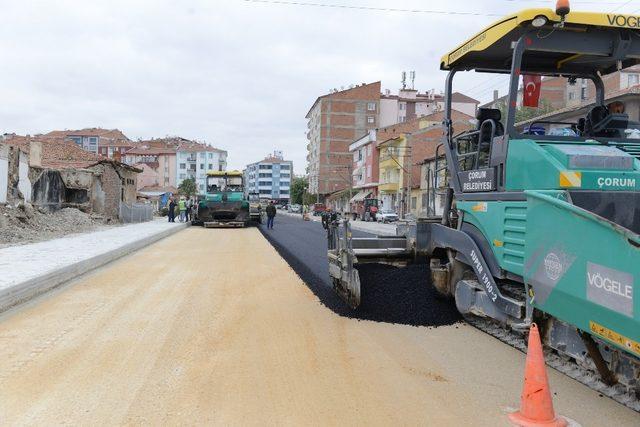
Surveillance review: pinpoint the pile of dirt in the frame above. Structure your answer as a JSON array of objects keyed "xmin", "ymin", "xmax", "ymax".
[{"xmin": 0, "ymin": 204, "xmax": 108, "ymax": 247}]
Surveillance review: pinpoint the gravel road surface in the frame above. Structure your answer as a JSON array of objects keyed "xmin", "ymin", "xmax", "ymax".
[{"xmin": 0, "ymin": 227, "xmax": 637, "ymax": 425}]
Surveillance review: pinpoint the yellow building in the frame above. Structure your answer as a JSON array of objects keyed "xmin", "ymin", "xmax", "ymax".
[{"xmin": 377, "ymin": 134, "xmax": 408, "ymax": 213}]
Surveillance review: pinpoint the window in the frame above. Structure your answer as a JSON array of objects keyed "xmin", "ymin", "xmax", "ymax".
[
  {"xmin": 581, "ymin": 87, "xmax": 588, "ymax": 100},
  {"xmin": 179, "ymin": 163, "xmax": 186, "ymax": 169},
  {"xmin": 367, "ymin": 102, "xmax": 376, "ymax": 111},
  {"xmin": 367, "ymin": 116, "xmax": 375, "ymax": 124},
  {"xmin": 281, "ymin": 164, "xmax": 290, "ymax": 170},
  {"xmin": 199, "ymin": 184, "xmax": 204, "ymax": 190},
  {"xmin": 411, "ymin": 197, "xmax": 417, "ymax": 210},
  {"xmin": 399, "ymin": 116, "xmax": 406, "ymax": 123},
  {"xmin": 200, "ymin": 163, "xmax": 204, "ymax": 170},
  {"xmin": 629, "ymin": 74, "xmax": 639, "ymax": 87},
  {"xmin": 399, "ymin": 102, "xmax": 406, "ymax": 111},
  {"xmin": 199, "ymin": 152, "xmax": 205, "ymax": 158},
  {"xmin": 179, "ymin": 173, "xmax": 186, "ymax": 179},
  {"xmin": 568, "ymin": 92, "xmax": 575, "ymax": 100},
  {"xmin": 208, "ymin": 153, "xmax": 213, "ymax": 159}
]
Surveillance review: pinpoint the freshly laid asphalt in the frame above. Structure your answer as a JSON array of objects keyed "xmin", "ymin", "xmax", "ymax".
[{"xmin": 259, "ymin": 213, "xmax": 462, "ymax": 327}]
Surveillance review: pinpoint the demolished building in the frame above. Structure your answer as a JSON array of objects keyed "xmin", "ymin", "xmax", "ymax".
[{"xmin": 1, "ymin": 135, "xmax": 142, "ymax": 221}]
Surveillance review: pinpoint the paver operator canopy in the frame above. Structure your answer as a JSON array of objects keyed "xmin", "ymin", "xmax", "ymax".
[{"xmin": 441, "ymin": 7, "xmax": 640, "ymax": 145}]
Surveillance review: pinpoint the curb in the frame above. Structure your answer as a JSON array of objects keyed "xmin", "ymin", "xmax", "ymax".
[{"xmin": 0, "ymin": 222, "xmax": 189, "ymax": 313}]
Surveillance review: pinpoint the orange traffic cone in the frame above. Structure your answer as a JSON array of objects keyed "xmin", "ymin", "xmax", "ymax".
[{"xmin": 509, "ymin": 323, "xmax": 567, "ymax": 427}]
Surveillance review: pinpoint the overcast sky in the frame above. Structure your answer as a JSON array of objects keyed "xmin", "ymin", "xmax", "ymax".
[{"xmin": 1, "ymin": 0, "xmax": 638, "ymax": 173}]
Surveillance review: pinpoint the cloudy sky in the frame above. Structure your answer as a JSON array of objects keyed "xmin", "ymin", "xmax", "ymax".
[{"xmin": 1, "ymin": 0, "xmax": 638, "ymax": 173}]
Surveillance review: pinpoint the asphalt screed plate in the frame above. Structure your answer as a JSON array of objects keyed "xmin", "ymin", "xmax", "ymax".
[{"xmin": 259, "ymin": 218, "xmax": 461, "ymax": 328}]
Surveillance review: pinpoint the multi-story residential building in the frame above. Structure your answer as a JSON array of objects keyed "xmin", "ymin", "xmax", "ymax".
[
  {"xmin": 43, "ymin": 128, "xmax": 134, "ymax": 158},
  {"xmin": 175, "ymin": 140, "xmax": 227, "ymax": 195},
  {"xmin": 305, "ymin": 82, "xmax": 381, "ymax": 197},
  {"xmin": 244, "ymin": 151, "xmax": 293, "ymax": 203},
  {"xmin": 349, "ymin": 130, "xmax": 379, "ymax": 200},
  {"xmin": 124, "ymin": 138, "xmax": 179, "ymax": 190},
  {"xmin": 379, "ymin": 88, "xmax": 479, "ymax": 127},
  {"xmin": 373, "ymin": 111, "xmax": 474, "ymax": 215}
]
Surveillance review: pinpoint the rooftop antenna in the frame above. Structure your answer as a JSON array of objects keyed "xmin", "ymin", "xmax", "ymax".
[
  {"xmin": 410, "ymin": 71, "xmax": 415, "ymax": 89},
  {"xmin": 401, "ymin": 71, "xmax": 407, "ymax": 90}
]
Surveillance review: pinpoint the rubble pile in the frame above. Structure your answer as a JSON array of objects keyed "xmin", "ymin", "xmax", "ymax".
[{"xmin": 0, "ymin": 203, "xmax": 108, "ymax": 247}]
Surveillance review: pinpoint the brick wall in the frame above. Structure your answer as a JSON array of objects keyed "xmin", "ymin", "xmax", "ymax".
[{"xmin": 313, "ymin": 82, "xmax": 381, "ymax": 195}]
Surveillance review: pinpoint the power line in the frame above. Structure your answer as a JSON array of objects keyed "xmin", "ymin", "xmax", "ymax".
[{"xmin": 237, "ymin": 0, "xmax": 502, "ymax": 17}]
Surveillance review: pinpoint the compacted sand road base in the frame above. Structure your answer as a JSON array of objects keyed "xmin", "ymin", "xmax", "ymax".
[{"xmin": 0, "ymin": 228, "xmax": 637, "ymax": 426}]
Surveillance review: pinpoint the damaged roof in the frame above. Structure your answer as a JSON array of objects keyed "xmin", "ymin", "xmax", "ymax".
[
  {"xmin": 2, "ymin": 135, "xmax": 140, "ymax": 172},
  {"xmin": 43, "ymin": 128, "xmax": 132, "ymax": 147}
]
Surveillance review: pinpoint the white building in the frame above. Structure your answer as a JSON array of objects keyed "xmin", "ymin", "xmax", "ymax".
[
  {"xmin": 176, "ymin": 141, "xmax": 227, "ymax": 195},
  {"xmin": 244, "ymin": 151, "xmax": 293, "ymax": 203},
  {"xmin": 379, "ymin": 88, "xmax": 479, "ymax": 127}
]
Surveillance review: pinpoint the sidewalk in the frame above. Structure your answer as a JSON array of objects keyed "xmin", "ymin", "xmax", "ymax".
[
  {"xmin": 0, "ymin": 219, "xmax": 187, "ymax": 313},
  {"xmin": 280, "ymin": 211, "xmax": 397, "ymax": 236}
]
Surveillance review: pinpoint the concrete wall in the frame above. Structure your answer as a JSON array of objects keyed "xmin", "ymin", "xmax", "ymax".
[
  {"xmin": 32, "ymin": 170, "xmax": 65, "ymax": 209},
  {"xmin": 18, "ymin": 151, "xmax": 31, "ymax": 202},
  {"xmin": 0, "ymin": 144, "xmax": 7, "ymax": 204}
]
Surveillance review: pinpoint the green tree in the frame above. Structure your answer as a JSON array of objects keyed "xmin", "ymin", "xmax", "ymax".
[
  {"xmin": 290, "ymin": 176, "xmax": 307, "ymax": 205},
  {"xmin": 178, "ymin": 178, "xmax": 197, "ymax": 197}
]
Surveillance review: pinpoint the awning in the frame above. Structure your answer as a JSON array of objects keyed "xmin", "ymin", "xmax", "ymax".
[{"xmin": 350, "ymin": 190, "xmax": 371, "ymax": 203}]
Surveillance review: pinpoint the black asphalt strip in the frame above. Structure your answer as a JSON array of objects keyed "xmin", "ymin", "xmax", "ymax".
[{"xmin": 259, "ymin": 215, "xmax": 461, "ymax": 327}]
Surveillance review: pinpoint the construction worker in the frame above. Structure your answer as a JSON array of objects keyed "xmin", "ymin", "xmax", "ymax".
[
  {"xmin": 185, "ymin": 198, "xmax": 192, "ymax": 222},
  {"xmin": 178, "ymin": 197, "xmax": 187, "ymax": 222},
  {"xmin": 168, "ymin": 197, "xmax": 176, "ymax": 223},
  {"xmin": 265, "ymin": 200, "xmax": 277, "ymax": 229}
]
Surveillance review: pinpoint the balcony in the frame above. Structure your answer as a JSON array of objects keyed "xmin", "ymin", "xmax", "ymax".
[
  {"xmin": 378, "ymin": 182, "xmax": 399, "ymax": 192},
  {"xmin": 380, "ymin": 157, "xmax": 401, "ymax": 170}
]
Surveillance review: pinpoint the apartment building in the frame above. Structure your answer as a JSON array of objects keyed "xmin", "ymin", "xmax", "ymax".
[
  {"xmin": 306, "ymin": 82, "xmax": 381, "ymax": 197},
  {"xmin": 379, "ymin": 89, "xmax": 479, "ymax": 127},
  {"xmin": 175, "ymin": 140, "xmax": 227, "ymax": 195},
  {"xmin": 124, "ymin": 138, "xmax": 179, "ymax": 190},
  {"xmin": 244, "ymin": 151, "xmax": 293, "ymax": 203},
  {"xmin": 43, "ymin": 128, "xmax": 133, "ymax": 158}
]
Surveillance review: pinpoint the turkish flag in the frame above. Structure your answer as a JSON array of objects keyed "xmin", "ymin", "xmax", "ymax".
[{"xmin": 523, "ymin": 75, "xmax": 542, "ymax": 107}]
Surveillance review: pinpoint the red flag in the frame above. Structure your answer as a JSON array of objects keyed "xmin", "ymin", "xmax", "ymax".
[{"xmin": 523, "ymin": 75, "xmax": 542, "ymax": 107}]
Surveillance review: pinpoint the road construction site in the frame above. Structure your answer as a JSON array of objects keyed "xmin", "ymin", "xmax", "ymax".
[{"xmin": 0, "ymin": 220, "xmax": 637, "ymax": 425}]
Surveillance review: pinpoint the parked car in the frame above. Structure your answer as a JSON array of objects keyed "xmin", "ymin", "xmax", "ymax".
[
  {"xmin": 376, "ymin": 210, "xmax": 399, "ymax": 223},
  {"xmin": 290, "ymin": 204, "xmax": 302, "ymax": 213}
]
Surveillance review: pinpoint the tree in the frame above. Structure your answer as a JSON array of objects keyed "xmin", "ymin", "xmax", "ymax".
[
  {"xmin": 290, "ymin": 176, "xmax": 307, "ymax": 205},
  {"xmin": 178, "ymin": 178, "xmax": 197, "ymax": 197}
]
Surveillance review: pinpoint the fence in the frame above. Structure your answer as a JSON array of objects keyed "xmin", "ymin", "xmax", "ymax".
[{"xmin": 119, "ymin": 203, "xmax": 153, "ymax": 223}]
